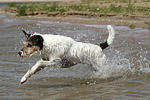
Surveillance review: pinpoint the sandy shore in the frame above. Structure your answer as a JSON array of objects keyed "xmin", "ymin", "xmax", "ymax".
[{"xmin": 0, "ymin": 7, "xmax": 150, "ymax": 29}]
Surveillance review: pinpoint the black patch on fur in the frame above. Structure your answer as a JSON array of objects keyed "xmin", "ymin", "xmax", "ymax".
[
  {"xmin": 28, "ymin": 35, "xmax": 44, "ymax": 50},
  {"xmin": 100, "ymin": 41, "xmax": 109, "ymax": 50}
]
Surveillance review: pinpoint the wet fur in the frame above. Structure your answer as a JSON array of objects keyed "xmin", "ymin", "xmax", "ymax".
[{"xmin": 18, "ymin": 25, "xmax": 115, "ymax": 84}]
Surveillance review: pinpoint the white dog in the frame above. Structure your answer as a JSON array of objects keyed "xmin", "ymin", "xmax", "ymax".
[{"xmin": 18, "ymin": 25, "xmax": 115, "ymax": 84}]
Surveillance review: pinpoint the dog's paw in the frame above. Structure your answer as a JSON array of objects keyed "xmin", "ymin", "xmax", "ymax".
[
  {"xmin": 20, "ymin": 70, "xmax": 31, "ymax": 84},
  {"xmin": 20, "ymin": 76, "xmax": 27, "ymax": 84}
]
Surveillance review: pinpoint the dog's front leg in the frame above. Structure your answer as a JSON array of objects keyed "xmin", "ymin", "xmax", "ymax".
[
  {"xmin": 20, "ymin": 58, "xmax": 61, "ymax": 84},
  {"xmin": 20, "ymin": 60, "xmax": 44, "ymax": 84}
]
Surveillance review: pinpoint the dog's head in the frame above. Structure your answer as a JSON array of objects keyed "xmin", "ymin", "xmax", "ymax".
[{"xmin": 18, "ymin": 30, "xmax": 43, "ymax": 58}]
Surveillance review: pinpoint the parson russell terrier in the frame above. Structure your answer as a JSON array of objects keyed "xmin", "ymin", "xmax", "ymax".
[{"xmin": 18, "ymin": 25, "xmax": 115, "ymax": 84}]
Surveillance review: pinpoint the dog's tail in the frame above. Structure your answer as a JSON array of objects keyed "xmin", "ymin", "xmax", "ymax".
[{"xmin": 100, "ymin": 25, "xmax": 115, "ymax": 50}]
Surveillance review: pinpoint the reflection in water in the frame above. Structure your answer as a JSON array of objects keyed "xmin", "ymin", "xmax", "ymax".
[{"xmin": 0, "ymin": 15, "xmax": 149, "ymax": 99}]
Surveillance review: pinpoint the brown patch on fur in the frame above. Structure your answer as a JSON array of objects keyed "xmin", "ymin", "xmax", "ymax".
[
  {"xmin": 21, "ymin": 41, "xmax": 40, "ymax": 57},
  {"xmin": 23, "ymin": 41, "xmax": 30, "ymax": 46}
]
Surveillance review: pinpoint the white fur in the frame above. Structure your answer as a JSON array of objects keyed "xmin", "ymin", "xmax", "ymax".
[{"xmin": 20, "ymin": 25, "xmax": 115, "ymax": 84}]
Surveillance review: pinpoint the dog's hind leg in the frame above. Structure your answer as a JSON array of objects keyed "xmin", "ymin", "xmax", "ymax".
[{"xmin": 20, "ymin": 58, "xmax": 61, "ymax": 84}]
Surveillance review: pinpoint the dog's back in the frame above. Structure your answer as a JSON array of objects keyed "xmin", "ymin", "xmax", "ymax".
[
  {"xmin": 69, "ymin": 42, "xmax": 104, "ymax": 63},
  {"xmin": 41, "ymin": 34, "xmax": 76, "ymax": 59}
]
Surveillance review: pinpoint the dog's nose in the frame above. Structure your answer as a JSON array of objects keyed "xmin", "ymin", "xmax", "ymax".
[{"xmin": 18, "ymin": 51, "xmax": 22, "ymax": 57}]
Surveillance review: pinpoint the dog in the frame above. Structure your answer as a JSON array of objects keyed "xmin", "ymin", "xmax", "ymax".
[{"xmin": 18, "ymin": 25, "xmax": 115, "ymax": 84}]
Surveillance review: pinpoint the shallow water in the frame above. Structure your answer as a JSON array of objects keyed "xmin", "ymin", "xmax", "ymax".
[{"xmin": 0, "ymin": 15, "xmax": 150, "ymax": 99}]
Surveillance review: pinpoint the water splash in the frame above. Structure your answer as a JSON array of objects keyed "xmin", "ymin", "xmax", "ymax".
[{"xmin": 16, "ymin": 20, "xmax": 150, "ymax": 82}]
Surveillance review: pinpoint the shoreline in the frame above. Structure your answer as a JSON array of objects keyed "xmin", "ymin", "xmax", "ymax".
[{"xmin": 1, "ymin": 7, "xmax": 150, "ymax": 29}]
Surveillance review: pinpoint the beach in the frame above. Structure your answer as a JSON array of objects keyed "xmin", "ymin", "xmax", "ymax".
[
  {"xmin": 1, "ymin": 8, "xmax": 150, "ymax": 29},
  {"xmin": 0, "ymin": 0, "xmax": 150, "ymax": 29}
]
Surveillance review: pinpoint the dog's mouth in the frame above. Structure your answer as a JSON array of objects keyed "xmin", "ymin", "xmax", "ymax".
[{"xmin": 18, "ymin": 50, "xmax": 39, "ymax": 58}]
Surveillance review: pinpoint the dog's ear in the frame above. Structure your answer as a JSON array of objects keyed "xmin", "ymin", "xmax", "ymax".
[{"xmin": 22, "ymin": 30, "xmax": 31, "ymax": 39}]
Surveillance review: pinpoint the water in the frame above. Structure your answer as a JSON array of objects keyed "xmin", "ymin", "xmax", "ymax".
[{"xmin": 0, "ymin": 15, "xmax": 150, "ymax": 99}]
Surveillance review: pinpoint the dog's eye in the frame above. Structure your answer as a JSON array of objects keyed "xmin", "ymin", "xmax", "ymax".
[{"xmin": 27, "ymin": 44, "xmax": 32, "ymax": 47}]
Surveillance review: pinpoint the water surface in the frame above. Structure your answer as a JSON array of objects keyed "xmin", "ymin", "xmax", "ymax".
[{"xmin": 0, "ymin": 15, "xmax": 150, "ymax": 99}]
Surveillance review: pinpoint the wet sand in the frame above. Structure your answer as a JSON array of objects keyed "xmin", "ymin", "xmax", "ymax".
[{"xmin": 1, "ymin": 6, "xmax": 150, "ymax": 29}]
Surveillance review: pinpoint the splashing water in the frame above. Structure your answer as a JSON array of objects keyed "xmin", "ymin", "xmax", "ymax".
[{"xmin": 0, "ymin": 15, "xmax": 150, "ymax": 99}]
